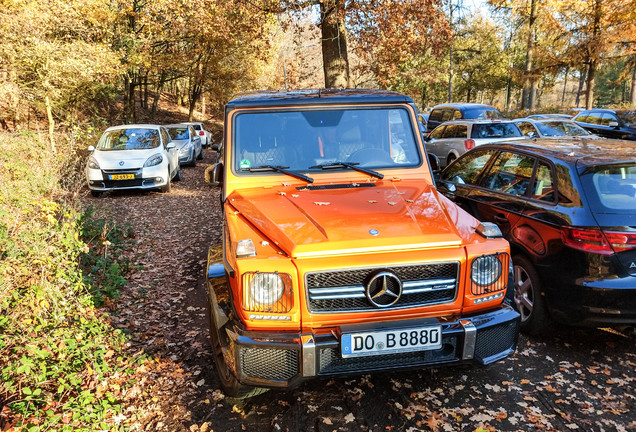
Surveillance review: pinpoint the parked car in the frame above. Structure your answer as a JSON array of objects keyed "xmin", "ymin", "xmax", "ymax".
[
  {"xmin": 425, "ymin": 120, "xmax": 524, "ymax": 167},
  {"xmin": 526, "ymin": 114, "xmax": 572, "ymax": 120},
  {"xmin": 514, "ymin": 118, "xmax": 598, "ymax": 138},
  {"xmin": 426, "ymin": 103, "xmax": 505, "ymax": 132},
  {"xmin": 183, "ymin": 121, "xmax": 212, "ymax": 147},
  {"xmin": 437, "ymin": 139, "xmax": 636, "ymax": 335},
  {"xmin": 203, "ymin": 88, "xmax": 519, "ymax": 398},
  {"xmin": 165, "ymin": 123, "xmax": 203, "ymax": 167},
  {"xmin": 573, "ymin": 109, "xmax": 636, "ymax": 140},
  {"xmin": 86, "ymin": 124, "xmax": 181, "ymax": 197}
]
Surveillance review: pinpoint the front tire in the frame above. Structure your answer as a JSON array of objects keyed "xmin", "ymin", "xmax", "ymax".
[
  {"xmin": 161, "ymin": 167, "xmax": 172, "ymax": 193},
  {"xmin": 513, "ymin": 255, "xmax": 550, "ymax": 335},
  {"xmin": 447, "ymin": 154, "xmax": 457, "ymax": 166},
  {"xmin": 189, "ymin": 149, "xmax": 197, "ymax": 167},
  {"xmin": 207, "ymin": 297, "xmax": 267, "ymax": 399},
  {"xmin": 174, "ymin": 164, "xmax": 182, "ymax": 182}
]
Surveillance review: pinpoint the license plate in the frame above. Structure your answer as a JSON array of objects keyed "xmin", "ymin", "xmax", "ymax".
[
  {"xmin": 110, "ymin": 174, "xmax": 135, "ymax": 180},
  {"xmin": 341, "ymin": 325, "xmax": 442, "ymax": 358}
]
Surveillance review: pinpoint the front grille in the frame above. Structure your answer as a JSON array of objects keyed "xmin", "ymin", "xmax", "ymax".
[
  {"xmin": 306, "ymin": 263, "xmax": 459, "ymax": 312},
  {"xmin": 239, "ymin": 347, "xmax": 299, "ymax": 381},
  {"xmin": 103, "ymin": 179, "xmax": 145, "ymax": 188},
  {"xmin": 318, "ymin": 335, "xmax": 458, "ymax": 375},
  {"xmin": 474, "ymin": 320, "xmax": 518, "ymax": 362}
]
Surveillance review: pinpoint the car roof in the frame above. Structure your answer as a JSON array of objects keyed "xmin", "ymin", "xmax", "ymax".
[
  {"xmin": 478, "ymin": 138, "xmax": 636, "ymax": 167},
  {"xmin": 105, "ymin": 124, "xmax": 161, "ymax": 131},
  {"xmin": 514, "ymin": 118, "xmax": 575, "ymax": 124},
  {"xmin": 226, "ymin": 89, "xmax": 413, "ymax": 108},
  {"xmin": 438, "ymin": 119, "xmax": 516, "ymax": 125},
  {"xmin": 164, "ymin": 123, "xmax": 191, "ymax": 128},
  {"xmin": 431, "ymin": 103, "xmax": 498, "ymax": 110}
]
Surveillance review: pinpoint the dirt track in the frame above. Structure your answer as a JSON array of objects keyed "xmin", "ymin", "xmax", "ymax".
[{"xmin": 87, "ymin": 150, "xmax": 635, "ymax": 432}]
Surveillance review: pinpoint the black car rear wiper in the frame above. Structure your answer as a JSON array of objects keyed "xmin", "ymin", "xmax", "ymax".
[
  {"xmin": 239, "ymin": 165, "xmax": 314, "ymax": 183},
  {"xmin": 308, "ymin": 162, "xmax": 384, "ymax": 179}
]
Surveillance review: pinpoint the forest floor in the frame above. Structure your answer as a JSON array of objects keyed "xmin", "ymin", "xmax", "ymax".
[{"xmin": 83, "ymin": 150, "xmax": 636, "ymax": 432}]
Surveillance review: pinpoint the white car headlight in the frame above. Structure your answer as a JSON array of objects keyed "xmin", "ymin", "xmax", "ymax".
[
  {"xmin": 87, "ymin": 155, "xmax": 100, "ymax": 169},
  {"xmin": 471, "ymin": 254, "xmax": 503, "ymax": 286},
  {"xmin": 248, "ymin": 273, "xmax": 284, "ymax": 305},
  {"xmin": 144, "ymin": 154, "xmax": 163, "ymax": 167}
]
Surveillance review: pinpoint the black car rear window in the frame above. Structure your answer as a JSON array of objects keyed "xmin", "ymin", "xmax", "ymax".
[
  {"xmin": 581, "ymin": 163, "xmax": 636, "ymax": 212},
  {"xmin": 471, "ymin": 123, "xmax": 522, "ymax": 139},
  {"xmin": 616, "ymin": 111, "xmax": 636, "ymax": 127}
]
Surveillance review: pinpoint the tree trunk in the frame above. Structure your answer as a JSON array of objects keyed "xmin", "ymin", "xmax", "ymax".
[
  {"xmin": 151, "ymin": 71, "xmax": 166, "ymax": 118},
  {"xmin": 522, "ymin": 0, "xmax": 537, "ymax": 110},
  {"xmin": 143, "ymin": 72, "xmax": 149, "ymax": 109},
  {"xmin": 561, "ymin": 67, "xmax": 569, "ymax": 106},
  {"xmin": 45, "ymin": 94, "xmax": 56, "ymax": 154},
  {"xmin": 201, "ymin": 94, "xmax": 206, "ymax": 117},
  {"xmin": 320, "ymin": 0, "xmax": 350, "ymax": 88},
  {"xmin": 576, "ymin": 68, "xmax": 587, "ymax": 107},
  {"xmin": 630, "ymin": 60, "xmax": 636, "ymax": 106},
  {"xmin": 585, "ymin": 61, "xmax": 596, "ymax": 109},
  {"xmin": 124, "ymin": 75, "xmax": 137, "ymax": 123}
]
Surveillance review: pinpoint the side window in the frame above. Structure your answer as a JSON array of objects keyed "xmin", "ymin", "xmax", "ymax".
[
  {"xmin": 441, "ymin": 109, "xmax": 453, "ymax": 122},
  {"xmin": 430, "ymin": 126, "xmax": 446, "ymax": 139},
  {"xmin": 441, "ymin": 125, "xmax": 458, "ymax": 138},
  {"xmin": 429, "ymin": 109, "xmax": 443, "ymax": 123},
  {"xmin": 442, "ymin": 149, "xmax": 495, "ymax": 186},
  {"xmin": 160, "ymin": 128, "xmax": 171, "ymax": 147},
  {"xmin": 189, "ymin": 126, "xmax": 196, "ymax": 138},
  {"xmin": 455, "ymin": 124, "xmax": 468, "ymax": 138},
  {"xmin": 452, "ymin": 109, "xmax": 462, "ymax": 120},
  {"xmin": 575, "ymin": 114, "xmax": 589, "ymax": 123},
  {"xmin": 480, "ymin": 151, "xmax": 536, "ymax": 197},
  {"xmin": 600, "ymin": 112, "xmax": 617, "ymax": 126},
  {"xmin": 586, "ymin": 112, "xmax": 602, "ymax": 125},
  {"xmin": 517, "ymin": 122, "xmax": 536, "ymax": 136},
  {"xmin": 532, "ymin": 162, "xmax": 555, "ymax": 202}
]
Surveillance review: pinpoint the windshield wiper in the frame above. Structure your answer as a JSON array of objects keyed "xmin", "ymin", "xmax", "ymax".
[
  {"xmin": 308, "ymin": 162, "xmax": 384, "ymax": 179},
  {"xmin": 239, "ymin": 165, "xmax": 314, "ymax": 183}
]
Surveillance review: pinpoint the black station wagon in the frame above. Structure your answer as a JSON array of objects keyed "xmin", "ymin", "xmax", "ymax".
[{"xmin": 438, "ymin": 139, "xmax": 636, "ymax": 335}]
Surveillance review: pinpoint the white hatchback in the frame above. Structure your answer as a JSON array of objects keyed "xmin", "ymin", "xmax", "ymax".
[{"xmin": 86, "ymin": 124, "xmax": 181, "ymax": 197}]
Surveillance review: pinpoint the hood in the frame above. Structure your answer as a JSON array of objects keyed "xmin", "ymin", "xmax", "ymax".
[
  {"xmin": 93, "ymin": 148, "xmax": 162, "ymax": 170},
  {"xmin": 229, "ymin": 180, "xmax": 479, "ymax": 258}
]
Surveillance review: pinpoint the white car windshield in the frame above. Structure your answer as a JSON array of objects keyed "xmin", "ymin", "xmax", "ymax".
[
  {"xmin": 233, "ymin": 107, "xmax": 421, "ymax": 173},
  {"xmin": 97, "ymin": 128, "xmax": 160, "ymax": 150}
]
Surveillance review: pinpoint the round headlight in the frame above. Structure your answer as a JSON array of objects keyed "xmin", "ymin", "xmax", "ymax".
[
  {"xmin": 471, "ymin": 255, "xmax": 503, "ymax": 286},
  {"xmin": 249, "ymin": 273, "xmax": 284, "ymax": 305}
]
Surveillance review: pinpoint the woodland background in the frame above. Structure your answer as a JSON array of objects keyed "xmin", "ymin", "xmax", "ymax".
[{"xmin": 0, "ymin": 1, "xmax": 635, "ymax": 431}]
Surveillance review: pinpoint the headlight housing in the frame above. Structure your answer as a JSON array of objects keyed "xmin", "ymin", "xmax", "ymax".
[
  {"xmin": 87, "ymin": 155, "xmax": 100, "ymax": 169},
  {"xmin": 243, "ymin": 272, "xmax": 293, "ymax": 312},
  {"xmin": 179, "ymin": 144, "xmax": 192, "ymax": 155},
  {"xmin": 144, "ymin": 154, "xmax": 163, "ymax": 167},
  {"xmin": 471, "ymin": 254, "xmax": 503, "ymax": 287}
]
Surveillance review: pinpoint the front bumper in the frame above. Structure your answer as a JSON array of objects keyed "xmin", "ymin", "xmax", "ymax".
[
  {"xmin": 221, "ymin": 306, "xmax": 519, "ymax": 389},
  {"xmin": 86, "ymin": 165, "xmax": 168, "ymax": 191}
]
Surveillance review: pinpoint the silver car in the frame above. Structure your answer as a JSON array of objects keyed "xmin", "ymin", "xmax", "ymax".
[
  {"xmin": 165, "ymin": 124, "xmax": 203, "ymax": 167},
  {"xmin": 514, "ymin": 118, "xmax": 600, "ymax": 139},
  {"xmin": 425, "ymin": 120, "xmax": 525, "ymax": 167}
]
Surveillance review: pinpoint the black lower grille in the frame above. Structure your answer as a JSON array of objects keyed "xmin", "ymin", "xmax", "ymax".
[
  {"xmin": 240, "ymin": 347, "xmax": 299, "ymax": 381},
  {"xmin": 103, "ymin": 179, "xmax": 145, "ymax": 188},
  {"xmin": 474, "ymin": 320, "xmax": 518, "ymax": 362},
  {"xmin": 318, "ymin": 336, "xmax": 458, "ymax": 375}
]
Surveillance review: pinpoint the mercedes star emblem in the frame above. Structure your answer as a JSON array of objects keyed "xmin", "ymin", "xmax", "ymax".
[{"xmin": 366, "ymin": 271, "xmax": 402, "ymax": 308}]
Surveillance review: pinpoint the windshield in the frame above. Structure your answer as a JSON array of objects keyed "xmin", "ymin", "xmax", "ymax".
[
  {"xmin": 463, "ymin": 108, "xmax": 505, "ymax": 120},
  {"xmin": 96, "ymin": 128, "xmax": 160, "ymax": 150},
  {"xmin": 471, "ymin": 123, "xmax": 522, "ymax": 139},
  {"xmin": 536, "ymin": 121, "xmax": 591, "ymax": 137},
  {"xmin": 232, "ymin": 107, "xmax": 421, "ymax": 173},
  {"xmin": 583, "ymin": 163, "xmax": 636, "ymax": 212},
  {"xmin": 167, "ymin": 127, "xmax": 190, "ymax": 140},
  {"xmin": 616, "ymin": 111, "xmax": 636, "ymax": 127}
]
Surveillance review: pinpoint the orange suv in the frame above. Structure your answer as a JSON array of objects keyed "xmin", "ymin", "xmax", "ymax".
[{"xmin": 205, "ymin": 89, "xmax": 520, "ymax": 398}]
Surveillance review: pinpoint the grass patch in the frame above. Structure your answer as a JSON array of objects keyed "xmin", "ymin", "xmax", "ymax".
[{"xmin": 0, "ymin": 132, "xmax": 141, "ymax": 431}]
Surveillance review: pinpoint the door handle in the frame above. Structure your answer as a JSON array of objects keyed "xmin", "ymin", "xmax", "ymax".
[{"xmin": 494, "ymin": 214, "xmax": 508, "ymax": 224}]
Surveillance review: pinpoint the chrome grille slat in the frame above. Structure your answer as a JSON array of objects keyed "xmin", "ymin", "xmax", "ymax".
[{"xmin": 306, "ymin": 263, "xmax": 459, "ymax": 313}]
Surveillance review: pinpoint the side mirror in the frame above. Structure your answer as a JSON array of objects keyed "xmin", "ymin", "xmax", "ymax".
[
  {"xmin": 424, "ymin": 133, "xmax": 432, "ymax": 142},
  {"xmin": 609, "ymin": 121, "xmax": 619, "ymax": 128},
  {"xmin": 88, "ymin": 145, "xmax": 95, "ymax": 152},
  {"xmin": 211, "ymin": 144, "xmax": 219, "ymax": 151},
  {"xmin": 167, "ymin": 142, "xmax": 176, "ymax": 149},
  {"xmin": 437, "ymin": 180, "xmax": 457, "ymax": 194},
  {"xmin": 205, "ymin": 162, "xmax": 223, "ymax": 186},
  {"xmin": 428, "ymin": 153, "xmax": 440, "ymax": 172}
]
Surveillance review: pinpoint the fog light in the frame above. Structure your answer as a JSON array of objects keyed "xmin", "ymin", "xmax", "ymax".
[{"xmin": 155, "ymin": 177, "xmax": 163, "ymax": 182}]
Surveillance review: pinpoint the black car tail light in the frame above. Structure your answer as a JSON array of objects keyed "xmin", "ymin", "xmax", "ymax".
[{"xmin": 561, "ymin": 227, "xmax": 636, "ymax": 255}]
